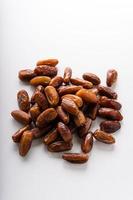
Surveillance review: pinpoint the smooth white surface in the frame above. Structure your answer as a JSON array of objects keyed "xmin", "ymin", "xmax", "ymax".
[{"xmin": 1, "ymin": 0, "xmax": 133, "ymax": 200}]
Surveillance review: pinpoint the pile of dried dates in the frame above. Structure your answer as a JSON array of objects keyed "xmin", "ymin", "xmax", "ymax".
[{"xmin": 11, "ymin": 58, "xmax": 123, "ymax": 164}]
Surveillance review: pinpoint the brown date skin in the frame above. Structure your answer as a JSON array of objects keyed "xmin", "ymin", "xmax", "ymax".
[
  {"xmin": 98, "ymin": 108, "xmax": 123, "ymax": 121},
  {"xmin": 74, "ymin": 111, "xmax": 86, "ymax": 127},
  {"xmin": 56, "ymin": 106, "xmax": 69, "ymax": 124},
  {"xmin": 12, "ymin": 125, "xmax": 31, "ymax": 143},
  {"xmin": 30, "ymin": 76, "xmax": 51, "ymax": 86},
  {"xmin": 98, "ymin": 86, "xmax": 117, "ymax": 99},
  {"xmin": 18, "ymin": 69, "xmax": 36, "ymax": 81},
  {"xmin": 19, "ymin": 130, "xmax": 33, "ymax": 156},
  {"xmin": 100, "ymin": 120, "xmax": 121, "ymax": 133},
  {"xmin": 49, "ymin": 76, "xmax": 63, "ymax": 88},
  {"xmin": 45, "ymin": 86, "xmax": 59, "ymax": 107},
  {"xmin": 11, "ymin": 110, "xmax": 31, "ymax": 125},
  {"xmin": 34, "ymin": 65, "xmax": 57, "ymax": 77},
  {"xmin": 57, "ymin": 122, "xmax": 72, "ymax": 143},
  {"xmin": 99, "ymin": 96, "xmax": 121, "ymax": 110},
  {"xmin": 58, "ymin": 85, "xmax": 82, "ymax": 96},
  {"xmin": 81, "ymin": 132, "xmax": 93, "ymax": 153},
  {"xmin": 36, "ymin": 58, "xmax": 59, "ymax": 67},
  {"xmin": 70, "ymin": 78, "xmax": 93, "ymax": 89},
  {"xmin": 107, "ymin": 69, "xmax": 118, "ymax": 87},
  {"xmin": 93, "ymin": 129, "xmax": 115, "ymax": 144},
  {"xmin": 83, "ymin": 73, "xmax": 101, "ymax": 85},
  {"xmin": 36, "ymin": 108, "xmax": 57, "ymax": 128},
  {"xmin": 78, "ymin": 117, "xmax": 92, "ymax": 138},
  {"xmin": 64, "ymin": 67, "xmax": 72, "ymax": 83},
  {"xmin": 76, "ymin": 89, "xmax": 98, "ymax": 104},
  {"xmin": 83, "ymin": 103, "xmax": 99, "ymax": 120},
  {"xmin": 29, "ymin": 103, "xmax": 41, "ymax": 122},
  {"xmin": 43, "ymin": 128, "xmax": 58, "ymax": 145},
  {"xmin": 31, "ymin": 85, "xmax": 44, "ymax": 104},
  {"xmin": 61, "ymin": 94, "xmax": 83, "ymax": 108},
  {"xmin": 61, "ymin": 98, "xmax": 79, "ymax": 116},
  {"xmin": 48, "ymin": 141, "xmax": 72, "ymax": 152},
  {"xmin": 34, "ymin": 90, "xmax": 48, "ymax": 110},
  {"xmin": 17, "ymin": 90, "xmax": 30, "ymax": 112},
  {"xmin": 32, "ymin": 125, "xmax": 53, "ymax": 139},
  {"xmin": 62, "ymin": 153, "xmax": 89, "ymax": 164}
]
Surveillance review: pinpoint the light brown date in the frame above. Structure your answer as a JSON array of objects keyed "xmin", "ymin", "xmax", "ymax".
[
  {"xmin": 36, "ymin": 58, "xmax": 59, "ymax": 67},
  {"xmin": 61, "ymin": 94, "xmax": 83, "ymax": 107},
  {"xmin": 49, "ymin": 76, "xmax": 63, "ymax": 88},
  {"xmin": 45, "ymin": 86, "xmax": 59, "ymax": 107},
  {"xmin": 74, "ymin": 111, "xmax": 86, "ymax": 127},
  {"xmin": 76, "ymin": 89, "xmax": 98, "ymax": 104},
  {"xmin": 29, "ymin": 103, "xmax": 41, "ymax": 121},
  {"xmin": 70, "ymin": 78, "xmax": 93, "ymax": 89},
  {"xmin": 43, "ymin": 128, "xmax": 58, "ymax": 145},
  {"xmin": 78, "ymin": 117, "xmax": 92, "ymax": 138},
  {"xmin": 62, "ymin": 153, "xmax": 89, "ymax": 164},
  {"xmin": 11, "ymin": 110, "xmax": 31, "ymax": 125},
  {"xmin": 99, "ymin": 96, "xmax": 121, "ymax": 110},
  {"xmin": 30, "ymin": 76, "xmax": 51, "ymax": 86},
  {"xmin": 93, "ymin": 129, "xmax": 115, "ymax": 144},
  {"xmin": 17, "ymin": 90, "xmax": 30, "ymax": 112},
  {"xmin": 36, "ymin": 108, "xmax": 57, "ymax": 127},
  {"xmin": 18, "ymin": 69, "xmax": 36, "ymax": 81},
  {"xmin": 19, "ymin": 130, "xmax": 33, "ymax": 156},
  {"xmin": 98, "ymin": 86, "xmax": 117, "ymax": 99},
  {"xmin": 83, "ymin": 73, "xmax": 101, "ymax": 85},
  {"xmin": 61, "ymin": 98, "xmax": 79, "ymax": 116},
  {"xmin": 34, "ymin": 90, "xmax": 48, "ymax": 110}
]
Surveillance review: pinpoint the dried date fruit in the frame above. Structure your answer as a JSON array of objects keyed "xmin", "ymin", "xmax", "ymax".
[
  {"xmin": 64, "ymin": 67, "xmax": 72, "ymax": 83},
  {"xmin": 49, "ymin": 76, "xmax": 63, "ymax": 88},
  {"xmin": 34, "ymin": 65, "xmax": 57, "ymax": 77},
  {"xmin": 61, "ymin": 98, "xmax": 79, "ymax": 116},
  {"xmin": 76, "ymin": 89, "xmax": 98, "ymax": 104},
  {"xmin": 83, "ymin": 103, "xmax": 99, "ymax": 120},
  {"xmin": 98, "ymin": 86, "xmax": 117, "ymax": 99},
  {"xmin": 31, "ymin": 85, "xmax": 44, "ymax": 104},
  {"xmin": 18, "ymin": 69, "xmax": 36, "ymax": 81},
  {"xmin": 62, "ymin": 153, "xmax": 89, "ymax": 163},
  {"xmin": 93, "ymin": 129, "xmax": 115, "ymax": 144},
  {"xmin": 81, "ymin": 132, "xmax": 93, "ymax": 153},
  {"xmin": 36, "ymin": 108, "xmax": 57, "ymax": 127},
  {"xmin": 58, "ymin": 85, "xmax": 82, "ymax": 96},
  {"xmin": 45, "ymin": 86, "xmax": 59, "ymax": 107},
  {"xmin": 34, "ymin": 91, "xmax": 48, "ymax": 110},
  {"xmin": 107, "ymin": 69, "xmax": 118, "ymax": 87},
  {"xmin": 30, "ymin": 76, "xmax": 51, "ymax": 86},
  {"xmin": 61, "ymin": 94, "xmax": 83, "ymax": 107},
  {"xmin": 100, "ymin": 120, "xmax": 121, "ymax": 133},
  {"xmin": 36, "ymin": 58, "xmax": 59, "ymax": 67},
  {"xmin": 12, "ymin": 125, "xmax": 31, "ymax": 143},
  {"xmin": 56, "ymin": 106, "xmax": 69, "ymax": 124},
  {"xmin": 99, "ymin": 96, "xmax": 121, "ymax": 110},
  {"xmin": 70, "ymin": 78, "xmax": 93, "ymax": 89},
  {"xmin": 78, "ymin": 117, "xmax": 92, "ymax": 138},
  {"xmin": 29, "ymin": 103, "xmax": 41, "ymax": 121},
  {"xmin": 19, "ymin": 130, "xmax": 33, "ymax": 156},
  {"xmin": 74, "ymin": 111, "xmax": 86, "ymax": 127},
  {"xmin": 57, "ymin": 122, "xmax": 72, "ymax": 143},
  {"xmin": 98, "ymin": 108, "xmax": 123, "ymax": 121},
  {"xmin": 43, "ymin": 128, "xmax": 58, "ymax": 145},
  {"xmin": 83, "ymin": 73, "xmax": 101, "ymax": 85},
  {"xmin": 32, "ymin": 125, "xmax": 53, "ymax": 139},
  {"xmin": 48, "ymin": 141, "xmax": 72, "ymax": 152},
  {"xmin": 11, "ymin": 110, "xmax": 31, "ymax": 125},
  {"xmin": 17, "ymin": 90, "xmax": 30, "ymax": 112}
]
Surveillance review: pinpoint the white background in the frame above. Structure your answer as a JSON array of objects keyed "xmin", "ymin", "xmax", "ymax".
[{"xmin": 1, "ymin": 0, "xmax": 133, "ymax": 200}]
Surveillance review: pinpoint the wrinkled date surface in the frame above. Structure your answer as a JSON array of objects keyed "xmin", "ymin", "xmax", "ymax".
[{"xmin": 11, "ymin": 59, "xmax": 123, "ymax": 164}]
